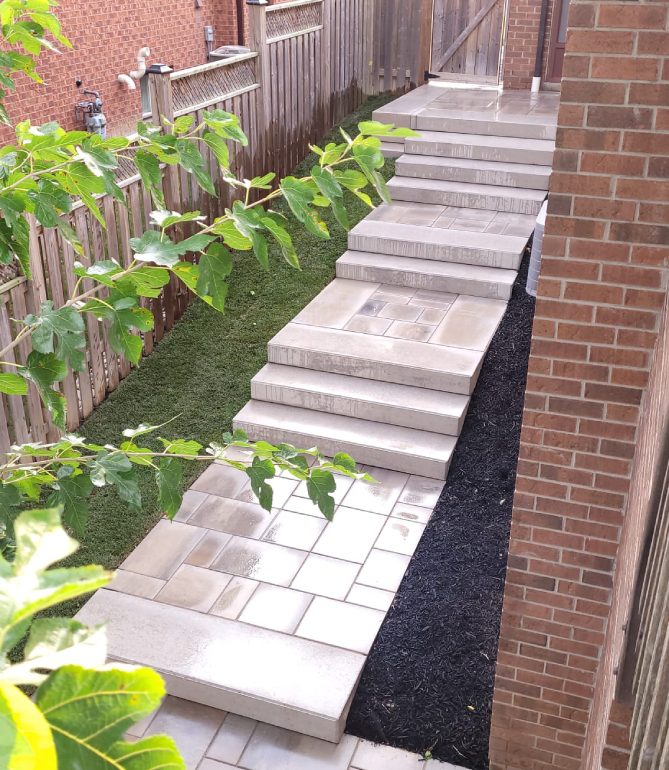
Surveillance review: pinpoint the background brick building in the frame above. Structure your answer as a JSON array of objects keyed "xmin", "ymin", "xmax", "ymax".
[
  {"xmin": 0, "ymin": 0, "xmax": 248, "ymax": 139},
  {"xmin": 491, "ymin": 1, "xmax": 669, "ymax": 769}
]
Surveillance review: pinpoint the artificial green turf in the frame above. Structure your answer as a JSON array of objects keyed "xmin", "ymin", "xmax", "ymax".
[{"xmin": 69, "ymin": 93, "xmax": 397, "ymax": 583}]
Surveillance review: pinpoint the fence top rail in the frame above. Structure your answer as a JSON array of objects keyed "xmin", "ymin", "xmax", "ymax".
[
  {"xmin": 0, "ymin": 276, "xmax": 26, "ymax": 295},
  {"xmin": 265, "ymin": 0, "xmax": 322, "ymax": 11},
  {"xmin": 170, "ymin": 51, "xmax": 258, "ymax": 81}
]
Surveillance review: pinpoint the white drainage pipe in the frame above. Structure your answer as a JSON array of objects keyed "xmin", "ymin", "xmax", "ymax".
[
  {"xmin": 129, "ymin": 47, "xmax": 151, "ymax": 81},
  {"xmin": 117, "ymin": 73, "xmax": 136, "ymax": 90}
]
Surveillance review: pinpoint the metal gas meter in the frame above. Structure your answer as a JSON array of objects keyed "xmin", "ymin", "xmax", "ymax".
[{"xmin": 75, "ymin": 82, "xmax": 107, "ymax": 138}]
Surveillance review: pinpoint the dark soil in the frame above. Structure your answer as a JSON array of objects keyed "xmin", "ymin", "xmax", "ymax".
[{"xmin": 346, "ymin": 253, "xmax": 536, "ymax": 770}]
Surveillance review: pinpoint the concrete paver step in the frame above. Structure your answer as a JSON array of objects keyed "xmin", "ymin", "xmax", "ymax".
[
  {"xmin": 348, "ymin": 219, "xmax": 527, "ymax": 269},
  {"xmin": 268, "ymin": 321, "xmax": 484, "ymax": 395},
  {"xmin": 387, "ymin": 175, "xmax": 546, "ymax": 215},
  {"xmin": 404, "ymin": 130, "xmax": 555, "ymax": 165},
  {"xmin": 336, "ymin": 250, "xmax": 517, "ymax": 300},
  {"xmin": 233, "ymin": 400, "xmax": 457, "ymax": 478},
  {"xmin": 380, "ymin": 140, "xmax": 404, "ymax": 158},
  {"xmin": 396, "ymin": 153, "xmax": 551, "ymax": 190},
  {"xmin": 252, "ymin": 363, "xmax": 469, "ymax": 435},
  {"xmin": 414, "ymin": 110, "xmax": 557, "ymax": 140},
  {"xmin": 78, "ymin": 589, "xmax": 365, "ymax": 743}
]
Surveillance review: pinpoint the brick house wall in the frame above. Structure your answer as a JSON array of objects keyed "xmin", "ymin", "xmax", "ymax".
[
  {"xmin": 490, "ymin": 1, "xmax": 669, "ymax": 769},
  {"xmin": 0, "ymin": 0, "xmax": 242, "ymax": 140},
  {"xmin": 502, "ymin": 0, "xmax": 556, "ymax": 89}
]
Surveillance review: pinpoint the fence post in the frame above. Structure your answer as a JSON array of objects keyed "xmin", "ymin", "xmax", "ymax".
[
  {"xmin": 147, "ymin": 63, "xmax": 178, "ymax": 330},
  {"xmin": 321, "ymin": 0, "xmax": 332, "ymax": 133},
  {"xmin": 247, "ymin": 2, "xmax": 272, "ymax": 174}
]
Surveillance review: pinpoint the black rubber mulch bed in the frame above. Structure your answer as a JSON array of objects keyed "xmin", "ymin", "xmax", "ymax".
[{"xmin": 346, "ymin": 254, "xmax": 536, "ymax": 770}]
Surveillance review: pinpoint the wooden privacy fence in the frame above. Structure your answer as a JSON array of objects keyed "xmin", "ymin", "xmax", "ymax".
[{"xmin": 0, "ymin": 0, "xmax": 431, "ymax": 452}]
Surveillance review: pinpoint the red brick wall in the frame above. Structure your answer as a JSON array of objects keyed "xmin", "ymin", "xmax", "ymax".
[
  {"xmin": 502, "ymin": 0, "xmax": 557, "ymax": 89},
  {"xmin": 490, "ymin": 1, "xmax": 669, "ymax": 768},
  {"xmin": 0, "ymin": 0, "xmax": 240, "ymax": 140}
]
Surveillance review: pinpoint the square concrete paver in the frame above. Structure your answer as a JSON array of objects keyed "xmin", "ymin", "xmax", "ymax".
[
  {"xmin": 239, "ymin": 723, "xmax": 358, "ymax": 770},
  {"xmin": 312, "ymin": 507, "xmax": 386, "ymax": 563},
  {"xmin": 212, "ymin": 538, "xmax": 307, "ymax": 586},
  {"xmin": 189, "ymin": 498, "xmax": 277, "ymax": 539},
  {"xmin": 143, "ymin": 696, "xmax": 224, "ymax": 769},
  {"xmin": 292, "ymin": 553, "xmax": 360, "ymax": 600},
  {"xmin": 209, "ymin": 576, "xmax": 259, "ymax": 620},
  {"xmin": 296, "ymin": 596, "xmax": 385, "ymax": 654},
  {"xmin": 107, "ymin": 569, "xmax": 165, "ymax": 599},
  {"xmin": 375, "ymin": 519, "xmax": 426, "ymax": 557},
  {"xmin": 262, "ymin": 510, "xmax": 328, "ymax": 550},
  {"xmin": 156, "ymin": 564, "xmax": 232, "ymax": 612},
  {"xmin": 121, "ymin": 520, "xmax": 205, "ymax": 580},
  {"xmin": 207, "ymin": 713, "xmax": 257, "ymax": 765},
  {"xmin": 191, "ymin": 463, "xmax": 250, "ymax": 499},
  {"xmin": 239, "ymin": 584, "xmax": 313, "ymax": 634},
  {"xmin": 346, "ymin": 584, "xmax": 395, "ymax": 612},
  {"xmin": 356, "ymin": 549, "xmax": 412, "ymax": 592}
]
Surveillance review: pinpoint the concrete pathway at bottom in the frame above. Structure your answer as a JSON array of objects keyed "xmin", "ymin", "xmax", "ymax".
[{"xmin": 128, "ymin": 694, "xmax": 464, "ymax": 770}]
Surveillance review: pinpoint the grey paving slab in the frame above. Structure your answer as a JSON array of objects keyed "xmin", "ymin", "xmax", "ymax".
[
  {"xmin": 296, "ymin": 596, "xmax": 385, "ymax": 654},
  {"xmin": 349, "ymin": 220, "xmax": 526, "ymax": 269},
  {"xmin": 397, "ymin": 154, "xmax": 550, "ymax": 190},
  {"xmin": 294, "ymin": 279, "xmax": 378, "ymax": 329},
  {"xmin": 387, "ymin": 175, "xmax": 546, "ymax": 215},
  {"xmin": 120, "ymin": 520, "xmax": 205, "ymax": 580},
  {"xmin": 268, "ymin": 323, "xmax": 483, "ymax": 395},
  {"xmin": 336, "ymin": 251, "xmax": 516, "ymax": 300},
  {"xmin": 239, "ymin": 723, "xmax": 358, "ymax": 770},
  {"xmin": 251, "ymin": 363, "xmax": 469, "ymax": 436},
  {"xmin": 78, "ymin": 590, "xmax": 366, "ymax": 742},
  {"xmin": 414, "ymin": 111, "xmax": 557, "ymax": 140},
  {"xmin": 404, "ymin": 131, "xmax": 555, "ymax": 165},
  {"xmin": 233, "ymin": 400, "xmax": 456, "ymax": 479},
  {"xmin": 144, "ymin": 696, "xmax": 224, "ymax": 770},
  {"xmin": 430, "ymin": 295, "xmax": 507, "ymax": 351}
]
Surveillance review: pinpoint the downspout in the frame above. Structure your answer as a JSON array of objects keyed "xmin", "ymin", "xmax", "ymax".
[
  {"xmin": 236, "ymin": 0, "xmax": 245, "ymax": 45},
  {"xmin": 532, "ymin": 0, "xmax": 550, "ymax": 93}
]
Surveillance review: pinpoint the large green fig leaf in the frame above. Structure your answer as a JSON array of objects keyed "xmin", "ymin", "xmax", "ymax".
[
  {"xmin": 0, "ymin": 682, "xmax": 57, "ymax": 770},
  {"xmin": 36, "ymin": 665, "xmax": 184, "ymax": 769}
]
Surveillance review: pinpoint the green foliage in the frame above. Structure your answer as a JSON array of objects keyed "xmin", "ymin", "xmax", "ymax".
[{"xmin": 0, "ymin": 508, "xmax": 184, "ymax": 769}]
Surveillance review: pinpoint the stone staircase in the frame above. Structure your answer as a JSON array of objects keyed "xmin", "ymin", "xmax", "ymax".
[
  {"xmin": 79, "ymin": 86, "xmax": 558, "ymax": 750},
  {"xmin": 233, "ymin": 87, "xmax": 556, "ymax": 481}
]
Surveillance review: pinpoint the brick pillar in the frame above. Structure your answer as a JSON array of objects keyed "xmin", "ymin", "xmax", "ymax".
[
  {"xmin": 502, "ymin": 0, "xmax": 554, "ymax": 89},
  {"xmin": 490, "ymin": 2, "xmax": 669, "ymax": 769}
]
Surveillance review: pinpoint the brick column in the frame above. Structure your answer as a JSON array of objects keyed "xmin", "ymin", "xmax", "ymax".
[
  {"xmin": 502, "ymin": 0, "xmax": 554, "ymax": 89},
  {"xmin": 490, "ymin": 2, "xmax": 669, "ymax": 769}
]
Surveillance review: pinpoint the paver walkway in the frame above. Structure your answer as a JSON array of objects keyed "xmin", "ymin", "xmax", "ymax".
[
  {"xmin": 79, "ymin": 83, "xmax": 559, "ymax": 764},
  {"xmin": 128, "ymin": 694, "xmax": 463, "ymax": 770}
]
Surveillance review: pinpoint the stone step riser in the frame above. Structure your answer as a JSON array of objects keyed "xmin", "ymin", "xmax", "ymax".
[
  {"xmin": 268, "ymin": 336, "xmax": 478, "ymax": 395},
  {"xmin": 397, "ymin": 158, "xmax": 550, "ymax": 191},
  {"xmin": 405, "ymin": 137, "xmax": 554, "ymax": 166},
  {"xmin": 414, "ymin": 115, "xmax": 557, "ymax": 141},
  {"xmin": 335, "ymin": 253, "xmax": 515, "ymax": 301},
  {"xmin": 251, "ymin": 367, "xmax": 467, "ymax": 436},
  {"xmin": 387, "ymin": 178, "xmax": 544, "ymax": 215},
  {"xmin": 235, "ymin": 418, "xmax": 451, "ymax": 478},
  {"xmin": 233, "ymin": 403, "xmax": 454, "ymax": 479},
  {"xmin": 348, "ymin": 231, "xmax": 522, "ymax": 270},
  {"xmin": 380, "ymin": 141, "xmax": 404, "ymax": 159}
]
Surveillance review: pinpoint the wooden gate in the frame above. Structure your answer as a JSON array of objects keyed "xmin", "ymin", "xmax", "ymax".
[{"xmin": 430, "ymin": 0, "xmax": 505, "ymax": 81}]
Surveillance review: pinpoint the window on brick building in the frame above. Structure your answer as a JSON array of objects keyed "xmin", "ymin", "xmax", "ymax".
[
  {"xmin": 140, "ymin": 74, "xmax": 151, "ymax": 117},
  {"xmin": 547, "ymin": 0, "xmax": 571, "ymax": 81}
]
